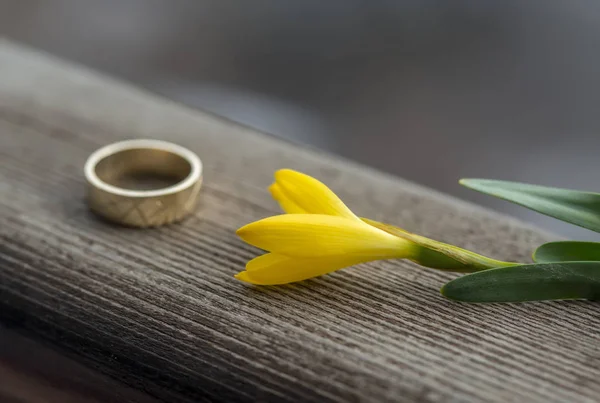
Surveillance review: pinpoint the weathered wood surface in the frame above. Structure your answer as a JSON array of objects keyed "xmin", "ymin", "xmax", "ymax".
[
  {"xmin": 0, "ymin": 325, "xmax": 159, "ymax": 403},
  {"xmin": 1, "ymin": 39, "xmax": 599, "ymax": 403}
]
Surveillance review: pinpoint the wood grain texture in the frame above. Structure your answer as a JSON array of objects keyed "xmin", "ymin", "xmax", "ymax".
[
  {"xmin": 0, "ymin": 39, "xmax": 598, "ymax": 403},
  {"xmin": 0, "ymin": 325, "xmax": 159, "ymax": 403}
]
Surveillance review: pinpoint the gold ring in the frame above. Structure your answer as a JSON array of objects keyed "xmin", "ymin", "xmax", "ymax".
[{"xmin": 84, "ymin": 139, "xmax": 203, "ymax": 227}]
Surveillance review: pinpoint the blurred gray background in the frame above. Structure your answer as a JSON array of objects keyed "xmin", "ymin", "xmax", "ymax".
[{"xmin": 1, "ymin": 0, "xmax": 599, "ymax": 239}]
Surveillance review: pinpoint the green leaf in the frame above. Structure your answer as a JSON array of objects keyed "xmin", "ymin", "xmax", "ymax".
[
  {"xmin": 534, "ymin": 241, "xmax": 600, "ymax": 262},
  {"xmin": 441, "ymin": 262, "xmax": 600, "ymax": 303},
  {"xmin": 459, "ymin": 179, "xmax": 600, "ymax": 233}
]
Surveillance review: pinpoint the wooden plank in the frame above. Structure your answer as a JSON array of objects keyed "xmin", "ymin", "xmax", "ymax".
[
  {"xmin": 0, "ymin": 39, "xmax": 597, "ymax": 402},
  {"xmin": 0, "ymin": 325, "xmax": 159, "ymax": 403}
]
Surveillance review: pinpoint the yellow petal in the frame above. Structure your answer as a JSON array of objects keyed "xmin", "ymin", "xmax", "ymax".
[
  {"xmin": 274, "ymin": 169, "xmax": 359, "ymax": 219},
  {"xmin": 235, "ymin": 253, "xmax": 375, "ymax": 285},
  {"xmin": 269, "ymin": 183, "xmax": 307, "ymax": 214},
  {"xmin": 236, "ymin": 214, "xmax": 416, "ymax": 258}
]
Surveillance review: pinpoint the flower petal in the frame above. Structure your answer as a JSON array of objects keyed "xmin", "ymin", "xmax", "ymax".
[
  {"xmin": 235, "ymin": 253, "xmax": 376, "ymax": 285},
  {"xmin": 236, "ymin": 214, "xmax": 416, "ymax": 258},
  {"xmin": 269, "ymin": 183, "xmax": 307, "ymax": 214},
  {"xmin": 274, "ymin": 169, "xmax": 359, "ymax": 219}
]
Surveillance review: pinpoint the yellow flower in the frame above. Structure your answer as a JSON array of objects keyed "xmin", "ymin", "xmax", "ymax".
[
  {"xmin": 236, "ymin": 214, "xmax": 419, "ymax": 284},
  {"xmin": 235, "ymin": 169, "xmax": 514, "ymax": 285}
]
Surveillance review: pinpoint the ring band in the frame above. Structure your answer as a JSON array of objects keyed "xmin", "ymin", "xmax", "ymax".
[{"xmin": 84, "ymin": 139, "xmax": 203, "ymax": 227}]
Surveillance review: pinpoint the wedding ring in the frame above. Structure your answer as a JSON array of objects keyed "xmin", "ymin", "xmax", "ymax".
[{"xmin": 84, "ymin": 139, "xmax": 203, "ymax": 227}]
